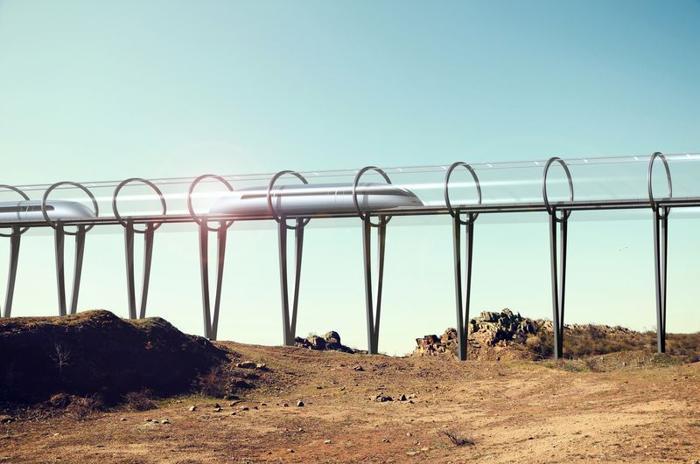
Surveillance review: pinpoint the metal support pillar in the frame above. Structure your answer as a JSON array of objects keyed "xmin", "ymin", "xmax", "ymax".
[
  {"xmin": 452, "ymin": 214, "xmax": 476, "ymax": 361},
  {"xmin": 197, "ymin": 222, "xmax": 227, "ymax": 340},
  {"xmin": 652, "ymin": 206, "xmax": 669, "ymax": 353},
  {"xmin": 54, "ymin": 223, "xmax": 86, "ymax": 316},
  {"xmin": 123, "ymin": 221, "xmax": 155, "ymax": 319},
  {"xmin": 187, "ymin": 174, "xmax": 234, "ymax": 341},
  {"xmin": 2, "ymin": 226, "xmax": 22, "ymax": 318},
  {"xmin": 362, "ymin": 217, "xmax": 386, "ymax": 354},
  {"xmin": 113, "ymin": 177, "xmax": 166, "ymax": 320},
  {"xmin": 277, "ymin": 218, "xmax": 305, "ymax": 346},
  {"xmin": 548, "ymin": 212, "xmax": 568, "ymax": 359},
  {"xmin": 444, "ymin": 161, "xmax": 482, "ymax": 361},
  {"xmin": 543, "ymin": 156, "xmax": 574, "ymax": 360},
  {"xmin": 266, "ymin": 170, "xmax": 310, "ymax": 347},
  {"xmin": 647, "ymin": 152, "xmax": 672, "ymax": 354}
]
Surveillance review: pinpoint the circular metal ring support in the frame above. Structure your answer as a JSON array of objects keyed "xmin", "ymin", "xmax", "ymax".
[
  {"xmin": 41, "ymin": 181, "xmax": 99, "ymax": 235},
  {"xmin": 0, "ymin": 185, "xmax": 30, "ymax": 237},
  {"xmin": 647, "ymin": 152, "xmax": 673, "ymax": 215},
  {"xmin": 444, "ymin": 161, "xmax": 482, "ymax": 225},
  {"xmin": 542, "ymin": 157, "xmax": 574, "ymax": 221},
  {"xmin": 352, "ymin": 166, "xmax": 393, "ymax": 227},
  {"xmin": 112, "ymin": 178, "xmax": 167, "ymax": 232},
  {"xmin": 187, "ymin": 174, "xmax": 235, "ymax": 232},
  {"xmin": 266, "ymin": 170, "xmax": 311, "ymax": 230}
]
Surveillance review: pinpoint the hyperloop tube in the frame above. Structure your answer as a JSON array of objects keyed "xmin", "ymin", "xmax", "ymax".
[{"xmin": 0, "ymin": 152, "xmax": 698, "ymax": 227}]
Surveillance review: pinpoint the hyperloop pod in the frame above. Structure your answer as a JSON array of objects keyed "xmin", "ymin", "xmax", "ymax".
[{"xmin": 0, "ymin": 152, "xmax": 698, "ymax": 359}]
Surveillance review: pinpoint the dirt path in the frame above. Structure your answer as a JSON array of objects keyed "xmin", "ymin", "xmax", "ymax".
[{"xmin": 1, "ymin": 342, "xmax": 699, "ymax": 463}]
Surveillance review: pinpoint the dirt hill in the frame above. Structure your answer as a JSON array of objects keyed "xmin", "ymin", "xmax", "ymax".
[{"xmin": 0, "ymin": 310, "xmax": 229, "ymax": 404}]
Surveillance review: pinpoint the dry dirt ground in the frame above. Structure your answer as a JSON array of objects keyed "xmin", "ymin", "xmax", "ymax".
[{"xmin": 1, "ymin": 342, "xmax": 699, "ymax": 464}]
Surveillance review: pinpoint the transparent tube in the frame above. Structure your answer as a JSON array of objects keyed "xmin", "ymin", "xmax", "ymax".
[{"xmin": 0, "ymin": 152, "xmax": 698, "ymax": 229}]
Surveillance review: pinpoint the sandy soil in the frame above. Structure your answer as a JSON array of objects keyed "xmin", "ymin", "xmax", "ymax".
[{"xmin": 1, "ymin": 342, "xmax": 699, "ymax": 464}]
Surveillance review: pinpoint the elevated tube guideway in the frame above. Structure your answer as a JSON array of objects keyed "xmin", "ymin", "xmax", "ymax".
[{"xmin": 0, "ymin": 152, "xmax": 698, "ymax": 359}]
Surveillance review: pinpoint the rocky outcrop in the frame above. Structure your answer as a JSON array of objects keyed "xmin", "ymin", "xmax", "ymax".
[
  {"xmin": 412, "ymin": 308, "xmax": 689, "ymax": 360},
  {"xmin": 414, "ymin": 309, "xmax": 540, "ymax": 359},
  {"xmin": 295, "ymin": 331, "xmax": 356, "ymax": 353}
]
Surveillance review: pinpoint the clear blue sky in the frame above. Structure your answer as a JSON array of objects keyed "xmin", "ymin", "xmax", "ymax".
[{"xmin": 0, "ymin": 0, "xmax": 698, "ymax": 354}]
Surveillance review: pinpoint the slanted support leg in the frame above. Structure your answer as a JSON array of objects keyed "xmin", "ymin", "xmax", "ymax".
[
  {"xmin": 124, "ymin": 221, "xmax": 156, "ymax": 320},
  {"xmin": 453, "ymin": 214, "xmax": 476, "ymax": 361},
  {"xmin": 652, "ymin": 206, "xmax": 669, "ymax": 354},
  {"xmin": 2, "ymin": 226, "xmax": 21, "ymax": 318},
  {"xmin": 198, "ymin": 222, "xmax": 228, "ymax": 340},
  {"xmin": 54, "ymin": 223, "xmax": 86, "ymax": 317},
  {"xmin": 278, "ymin": 219, "xmax": 305, "ymax": 346},
  {"xmin": 124, "ymin": 221, "xmax": 137, "ymax": 319},
  {"xmin": 55, "ymin": 223, "xmax": 67, "ymax": 316},
  {"xmin": 549, "ymin": 212, "xmax": 568, "ymax": 359},
  {"xmin": 70, "ymin": 226, "xmax": 86, "ymax": 315},
  {"xmin": 362, "ymin": 217, "xmax": 386, "ymax": 355}
]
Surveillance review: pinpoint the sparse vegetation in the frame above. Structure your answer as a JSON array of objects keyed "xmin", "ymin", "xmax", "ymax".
[
  {"xmin": 441, "ymin": 430, "xmax": 476, "ymax": 447},
  {"xmin": 123, "ymin": 391, "xmax": 157, "ymax": 411}
]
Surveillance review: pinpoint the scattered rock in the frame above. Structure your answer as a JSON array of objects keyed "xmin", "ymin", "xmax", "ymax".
[
  {"xmin": 189, "ymin": 405, "xmax": 197, "ymax": 412},
  {"xmin": 296, "ymin": 400, "xmax": 305, "ymax": 407},
  {"xmin": 0, "ymin": 415, "xmax": 15, "ymax": 424},
  {"xmin": 235, "ymin": 361, "xmax": 258, "ymax": 369},
  {"xmin": 294, "ymin": 331, "xmax": 356, "ymax": 353},
  {"xmin": 240, "ymin": 406, "xmax": 249, "ymax": 411},
  {"xmin": 398, "ymin": 394, "xmax": 407, "ymax": 401},
  {"xmin": 353, "ymin": 365, "xmax": 364, "ymax": 372},
  {"xmin": 324, "ymin": 439, "xmax": 332, "ymax": 444},
  {"xmin": 161, "ymin": 419, "xmax": 170, "ymax": 425},
  {"xmin": 374, "ymin": 394, "xmax": 393, "ymax": 402}
]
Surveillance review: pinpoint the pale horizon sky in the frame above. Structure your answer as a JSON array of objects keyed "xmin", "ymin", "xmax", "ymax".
[{"xmin": 0, "ymin": 0, "xmax": 698, "ymax": 354}]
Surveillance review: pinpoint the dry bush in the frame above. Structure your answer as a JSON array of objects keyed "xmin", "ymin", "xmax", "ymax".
[
  {"xmin": 124, "ymin": 391, "xmax": 157, "ymax": 411},
  {"xmin": 65, "ymin": 394, "xmax": 104, "ymax": 420},
  {"xmin": 195, "ymin": 364, "xmax": 256, "ymax": 399},
  {"xmin": 197, "ymin": 367, "xmax": 229, "ymax": 398},
  {"xmin": 441, "ymin": 430, "xmax": 475, "ymax": 447}
]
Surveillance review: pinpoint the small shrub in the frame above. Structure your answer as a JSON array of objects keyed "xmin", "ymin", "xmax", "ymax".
[
  {"xmin": 441, "ymin": 430, "xmax": 475, "ymax": 447},
  {"xmin": 65, "ymin": 394, "xmax": 104, "ymax": 420},
  {"xmin": 48, "ymin": 392, "xmax": 72, "ymax": 409},
  {"xmin": 124, "ymin": 391, "xmax": 157, "ymax": 411}
]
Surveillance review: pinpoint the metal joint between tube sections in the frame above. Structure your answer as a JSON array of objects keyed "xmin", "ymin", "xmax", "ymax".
[
  {"xmin": 542, "ymin": 157, "xmax": 574, "ymax": 359},
  {"xmin": 353, "ymin": 166, "xmax": 392, "ymax": 354},
  {"xmin": 267, "ymin": 170, "xmax": 310, "ymax": 346},
  {"xmin": 0, "ymin": 185, "xmax": 29, "ymax": 318},
  {"xmin": 41, "ymin": 181, "xmax": 99, "ymax": 317},
  {"xmin": 647, "ymin": 152, "xmax": 672, "ymax": 353},
  {"xmin": 112, "ymin": 178, "xmax": 168, "ymax": 320},
  {"xmin": 444, "ymin": 162, "xmax": 482, "ymax": 360},
  {"xmin": 187, "ymin": 174, "xmax": 235, "ymax": 340}
]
